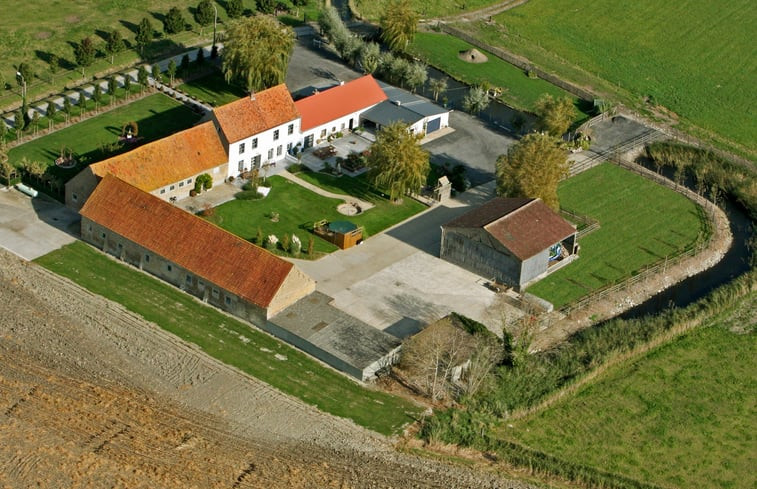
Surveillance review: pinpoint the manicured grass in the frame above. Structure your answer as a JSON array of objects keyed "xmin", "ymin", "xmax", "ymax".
[
  {"xmin": 501, "ymin": 293, "xmax": 757, "ymax": 488},
  {"xmin": 354, "ymin": 0, "xmax": 499, "ymax": 20},
  {"xmin": 527, "ymin": 164, "xmax": 707, "ymax": 308},
  {"xmin": 35, "ymin": 241, "xmax": 422, "ymax": 435},
  {"xmin": 409, "ymin": 32, "xmax": 590, "ymax": 120},
  {"xmin": 0, "ymin": 0, "xmax": 258, "ymax": 109},
  {"xmin": 177, "ymin": 70, "xmax": 246, "ymax": 107},
  {"xmin": 8, "ymin": 93, "xmax": 199, "ymax": 175},
  {"xmin": 294, "ymin": 171, "xmax": 427, "ymax": 236},
  {"xmin": 210, "ymin": 174, "xmax": 426, "ymax": 257},
  {"xmin": 470, "ymin": 0, "xmax": 757, "ymax": 156}
]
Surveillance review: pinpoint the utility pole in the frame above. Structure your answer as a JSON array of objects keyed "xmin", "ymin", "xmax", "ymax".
[{"xmin": 212, "ymin": 3, "xmax": 218, "ymax": 51}]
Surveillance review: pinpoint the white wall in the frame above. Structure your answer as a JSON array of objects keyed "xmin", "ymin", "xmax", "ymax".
[{"xmin": 226, "ymin": 118, "xmax": 300, "ymax": 177}]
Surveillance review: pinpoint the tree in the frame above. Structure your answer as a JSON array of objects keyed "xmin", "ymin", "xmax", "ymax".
[
  {"xmin": 429, "ymin": 77, "xmax": 447, "ymax": 102},
  {"xmin": 16, "ymin": 62, "xmax": 33, "ymax": 88},
  {"xmin": 222, "ymin": 16, "xmax": 295, "ymax": 92},
  {"xmin": 0, "ymin": 119, "xmax": 7, "ymax": 142},
  {"xmin": 48, "ymin": 54, "xmax": 60, "ymax": 82},
  {"xmin": 122, "ymin": 73, "xmax": 131, "ymax": 94},
  {"xmin": 30, "ymin": 111, "xmax": 40, "ymax": 135},
  {"xmin": 152, "ymin": 64, "xmax": 162, "ymax": 84},
  {"xmin": 495, "ymin": 132, "xmax": 569, "ymax": 210},
  {"xmin": 21, "ymin": 158, "xmax": 44, "ymax": 185},
  {"xmin": 359, "ymin": 42, "xmax": 381, "ymax": 74},
  {"xmin": 166, "ymin": 59, "xmax": 177, "ymax": 86},
  {"xmin": 46, "ymin": 100, "xmax": 57, "ymax": 121},
  {"xmin": 380, "ymin": 0, "xmax": 419, "ymax": 53},
  {"xmin": 136, "ymin": 17, "xmax": 153, "ymax": 53},
  {"xmin": 367, "ymin": 122, "xmax": 430, "ymax": 201},
  {"xmin": 0, "ymin": 144, "xmax": 16, "ymax": 188},
  {"xmin": 179, "ymin": 53, "xmax": 191, "ymax": 76},
  {"xmin": 164, "ymin": 7, "xmax": 187, "ymax": 35},
  {"xmin": 91, "ymin": 83, "xmax": 102, "ymax": 104},
  {"xmin": 62, "ymin": 96, "xmax": 72, "ymax": 120},
  {"xmin": 105, "ymin": 30, "xmax": 125, "ymax": 64},
  {"xmin": 195, "ymin": 0, "xmax": 215, "ymax": 35},
  {"xmin": 74, "ymin": 37, "xmax": 96, "ymax": 76},
  {"xmin": 14, "ymin": 110, "xmax": 24, "ymax": 133},
  {"xmin": 226, "ymin": 0, "xmax": 243, "ymax": 18},
  {"xmin": 462, "ymin": 85, "xmax": 489, "ymax": 114},
  {"xmin": 534, "ymin": 94, "xmax": 576, "ymax": 137},
  {"xmin": 405, "ymin": 61, "xmax": 427, "ymax": 93},
  {"xmin": 257, "ymin": 0, "xmax": 276, "ymax": 14},
  {"xmin": 108, "ymin": 76, "xmax": 118, "ymax": 104},
  {"xmin": 137, "ymin": 65, "xmax": 149, "ymax": 88}
]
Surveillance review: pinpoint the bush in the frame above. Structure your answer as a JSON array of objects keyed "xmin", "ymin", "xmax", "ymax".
[
  {"xmin": 194, "ymin": 173, "xmax": 212, "ymax": 193},
  {"xmin": 235, "ymin": 190, "xmax": 263, "ymax": 200}
]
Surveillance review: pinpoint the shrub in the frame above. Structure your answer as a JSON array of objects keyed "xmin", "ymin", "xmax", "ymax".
[
  {"xmin": 235, "ymin": 190, "xmax": 263, "ymax": 200},
  {"xmin": 281, "ymin": 233, "xmax": 291, "ymax": 252},
  {"xmin": 194, "ymin": 173, "xmax": 212, "ymax": 193},
  {"xmin": 265, "ymin": 234, "xmax": 278, "ymax": 249},
  {"xmin": 291, "ymin": 234, "xmax": 302, "ymax": 257}
]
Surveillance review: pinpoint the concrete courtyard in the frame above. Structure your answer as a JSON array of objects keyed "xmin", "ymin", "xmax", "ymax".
[
  {"xmin": 294, "ymin": 182, "xmax": 524, "ymax": 338},
  {"xmin": 0, "ymin": 187, "xmax": 79, "ymax": 260}
]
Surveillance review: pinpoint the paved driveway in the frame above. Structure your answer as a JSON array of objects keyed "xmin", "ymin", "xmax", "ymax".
[
  {"xmin": 294, "ymin": 182, "xmax": 524, "ymax": 338},
  {"xmin": 0, "ymin": 188, "xmax": 79, "ymax": 260},
  {"xmin": 286, "ymin": 35, "xmax": 363, "ymax": 97}
]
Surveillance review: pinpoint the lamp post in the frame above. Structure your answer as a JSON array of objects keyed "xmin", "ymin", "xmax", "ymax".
[{"xmin": 16, "ymin": 71, "xmax": 26, "ymax": 106}]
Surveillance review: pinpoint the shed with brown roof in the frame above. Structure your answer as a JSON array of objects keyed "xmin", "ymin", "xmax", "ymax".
[
  {"xmin": 65, "ymin": 121, "xmax": 229, "ymax": 210},
  {"xmin": 441, "ymin": 197, "xmax": 578, "ymax": 289},
  {"xmin": 80, "ymin": 175, "xmax": 315, "ymax": 322}
]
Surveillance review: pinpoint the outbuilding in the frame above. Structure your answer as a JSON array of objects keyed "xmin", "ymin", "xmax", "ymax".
[{"xmin": 440, "ymin": 197, "xmax": 578, "ymax": 290}]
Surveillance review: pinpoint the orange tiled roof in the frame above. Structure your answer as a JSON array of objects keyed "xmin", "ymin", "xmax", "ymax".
[
  {"xmin": 213, "ymin": 84, "xmax": 300, "ymax": 143},
  {"xmin": 445, "ymin": 197, "xmax": 576, "ymax": 260},
  {"xmin": 295, "ymin": 75, "xmax": 387, "ymax": 131},
  {"xmin": 89, "ymin": 121, "xmax": 228, "ymax": 191},
  {"xmin": 80, "ymin": 175, "xmax": 295, "ymax": 308}
]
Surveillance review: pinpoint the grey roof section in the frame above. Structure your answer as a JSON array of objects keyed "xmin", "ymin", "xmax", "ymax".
[
  {"xmin": 377, "ymin": 81, "xmax": 448, "ymax": 118},
  {"xmin": 270, "ymin": 291, "xmax": 401, "ymax": 371},
  {"xmin": 362, "ymin": 81, "xmax": 448, "ymax": 127},
  {"xmin": 362, "ymin": 100, "xmax": 425, "ymax": 127}
]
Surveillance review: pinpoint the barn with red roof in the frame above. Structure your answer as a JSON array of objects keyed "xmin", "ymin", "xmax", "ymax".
[{"xmin": 441, "ymin": 197, "xmax": 578, "ymax": 289}]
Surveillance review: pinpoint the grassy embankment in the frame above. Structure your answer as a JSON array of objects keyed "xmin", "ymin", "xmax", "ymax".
[
  {"xmin": 462, "ymin": 0, "xmax": 757, "ymax": 159},
  {"xmin": 501, "ymin": 292, "xmax": 756, "ymax": 489},
  {"xmin": 409, "ymin": 32, "xmax": 591, "ymax": 121},
  {"xmin": 527, "ymin": 163, "xmax": 709, "ymax": 309},
  {"xmin": 36, "ymin": 241, "xmax": 422, "ymax": 435},
  {"xmin": 208, "ymin": 173, "xmax": 426, "ymax": 258},
  {"xmin": 353, "ymin": 0, "xmax": 500, "ymax": 20},
  {"xmin": 177, "ymin": 70, "xmax": 246, "ymax": 107}
]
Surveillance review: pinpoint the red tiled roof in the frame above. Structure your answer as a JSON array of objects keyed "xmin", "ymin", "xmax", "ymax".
[
  {"xmin": 444, "ymin": 197, "xmax": 576, "ymax": 260},
  {"xmin": 89, "ymin": 121, "xmax": 228, "ymax": 191},
  {"xmin": 213, "ymin": 84, "xmax": 300, "ymax": 143},
  {"xmin": 80, "ymin": 175, "xmax": 294, "ymax": 308},
  {"xmin": 295, "ymin": 75, "xmax": 388, "ymax": 131}
]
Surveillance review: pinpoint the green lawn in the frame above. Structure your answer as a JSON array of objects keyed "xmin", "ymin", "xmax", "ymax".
[
  {"xmin": 527, "ymin": 164, "xmax": 708, "ymax": 308},
  {"xmin": 35, "ymin": 241, "xmax": 421, "ymax": 435},
  {"xmin": 8, "ymin": 93, "xmax": 199, "ymax": 176},
  {"xmin": 468, "ymin": 0, "xmax": 757, "ymax": 157},
  {"xmin": 0, "ymin": 0, "xmax": 261, "ymax": 109},
  {"xmin": 354, "ymin": 0, "xmax": 500, "ymax": 20},
  {"xmin": 177, "ymin": 69, "xmax": 246, "ymax": 107},
  {"xmin": 409, "ymin": 32, "xmax": 591, "ymax": 120},
  {"xmin": 209, "ymin": 174, "xmax": 426, "ymax": 257},
  {"xmin": 501, "ymin": 293, "xmax": 757, "ymax": 488}
]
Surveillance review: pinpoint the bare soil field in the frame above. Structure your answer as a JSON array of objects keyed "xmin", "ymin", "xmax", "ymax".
[{"xmin": 0, "ymin": 249, "xmax": 535, "ymax": 488}]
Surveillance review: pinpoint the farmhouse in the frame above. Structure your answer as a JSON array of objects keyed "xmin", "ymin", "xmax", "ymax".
[
  {"xmin": 80, "ymin": 174, "xmax": 315, "ymax": 322},
  {"xmin": 441, "ymin": 197, "xmax": 578, "ymax": 289},
  {"xmin": 294, "ymin": 74, "xmax": 388, "ymax": 148},
  {"xmin": 65, "ymin": 121, "xmax": 229, "ymax": 211},
  {"xmin": 212, "ymin": 84, "xmax": 301, "ymax": 177}
]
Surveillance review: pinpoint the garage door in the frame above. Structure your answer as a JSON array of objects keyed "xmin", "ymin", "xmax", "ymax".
[{"xmin": 426, "ymin": 117, "xmax": 441, "ymax": 133}]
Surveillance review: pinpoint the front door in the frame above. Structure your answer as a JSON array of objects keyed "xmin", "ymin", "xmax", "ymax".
[{"xmin": 304, "ymin": 134, "xmax": 314, "ymax": 148}]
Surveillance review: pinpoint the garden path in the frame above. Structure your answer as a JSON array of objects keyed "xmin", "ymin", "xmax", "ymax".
[{"xmin": 278, "ymin": 169, "xmax": 375, "ymax": 211}]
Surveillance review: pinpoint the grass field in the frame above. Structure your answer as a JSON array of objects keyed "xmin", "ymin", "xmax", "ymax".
[
  {"xmin": 409, "ymin": 32, "xmax": 590, "ymax": 119},
  {"xmin": 353, "ymin": 0, "xmax": 499, "ymax": 20},
  {"xmin": 177, "ymin": 69, "xmax": 246, "ymax": 107},
  {"xmin": 465, "ymin": 0, "xmax": 757, "ymax": 157},
  {"xmin": 209, "ymin": 174, "xmax": 426, "ymax": 257},
  {"xmin": 8, "ymin": 93, "xmax": 199, "ymax": 175},
  {"xmin": 36, "ymin": 241, "xmax": 421, "ymax": 435},
  {"xmin": 501, "ymin": 293, "xmax": 757, "ymax": 488},
  {"xmin": 527, "ymin": 164, "xmax": 708, "ymax": 308}
]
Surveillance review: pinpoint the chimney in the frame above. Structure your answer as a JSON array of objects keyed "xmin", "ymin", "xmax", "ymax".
[
  {"xmin": 392, "ymin": 100, "xmax": 402, "ymax": 106},
  {"xmin": 339, "ymin": 80, "xmax": 344, "ymax": 86},
  {"xmin": 250, "ymin": 91, "xmax": 256, "ymax": 101}
]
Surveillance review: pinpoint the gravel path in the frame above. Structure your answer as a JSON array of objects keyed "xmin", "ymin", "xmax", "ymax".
[{"xmin": 0, "ymin": 249, "xmax": 539, "ymax": 488}]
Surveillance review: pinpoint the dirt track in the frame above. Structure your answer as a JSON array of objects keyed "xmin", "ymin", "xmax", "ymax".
[{"xmin": 0, "ymin": 249, "xmax": 537, "ymax": 488}]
